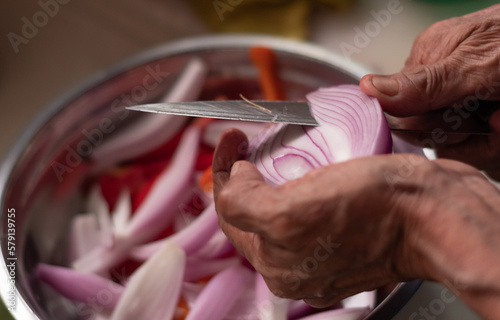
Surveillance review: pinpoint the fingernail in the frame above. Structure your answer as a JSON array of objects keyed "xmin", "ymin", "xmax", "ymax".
[
  {"xmin": 371, "ymin": 76, "xmax": 399, "ymax": 97},
  {"xmin": 230, "ymin": 161, "xmax": 242, "ymax": 178}
]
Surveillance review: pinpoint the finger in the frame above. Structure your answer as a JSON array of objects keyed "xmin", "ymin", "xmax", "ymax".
[
  {"xmin": 360, "ymin": 61, "xmax": 471, "ymax": 117},
  {"xmin": 212, "ymin": 128, "xmax": 249, "ymax": 202},
  {"xmin": 435, "ymin": 134, "xmax": 500, "ymax": 171},
  {"xmin": 217, "ymin": 211, "xmax": 258, "ymax": 262},
  {"xmin": 432, "ymin": 158, "xmax": 486, "ymax": 178},
  {"xmin": 216, "ymin": 160, "xmax": 277, "ymax": 235}
]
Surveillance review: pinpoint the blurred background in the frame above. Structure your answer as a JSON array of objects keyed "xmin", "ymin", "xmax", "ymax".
[{"xmin": 0, "ymin": 0, "xmax": 498, "ymax": 318}]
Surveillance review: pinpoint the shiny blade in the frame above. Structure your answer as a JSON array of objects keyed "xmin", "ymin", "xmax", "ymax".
[
  {"xmin": 127, "ymin": 101, "xmax": 497, "ymax": 135},
  {"xmin": 126, "ymin": 100, "xmax": 319, "ymax": 126}
]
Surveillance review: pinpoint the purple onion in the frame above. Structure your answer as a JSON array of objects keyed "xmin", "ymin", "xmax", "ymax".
[
  {"xmin": 36, "ymin": 264, "xmax": 124, "ymax": 309},
  {"xmin": 248, "ymin": 85, "xmax": 392, "ymax": 185},
  {"xmin": 185, "ymin": 265, "xmax": 254, "ymax": 320}
]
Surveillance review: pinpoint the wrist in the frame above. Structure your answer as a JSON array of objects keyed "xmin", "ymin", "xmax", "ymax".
[{"xmin": 397, "ymin": 163, "xmax": 500, "ymax": 318}]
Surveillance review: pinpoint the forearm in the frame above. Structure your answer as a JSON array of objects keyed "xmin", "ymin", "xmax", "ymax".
[{"xmin": 403, "ymin": 167, "xmax": 500, "ymax": 319}]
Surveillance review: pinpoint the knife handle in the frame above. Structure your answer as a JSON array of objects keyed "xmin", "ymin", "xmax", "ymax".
[{"xmin": 475, "ymin": 100, "xmax": 500, "ymax": 123}]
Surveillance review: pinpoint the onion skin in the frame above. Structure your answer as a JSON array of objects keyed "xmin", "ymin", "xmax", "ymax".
[{"xmin": 248, "ymin": 85, "xmax": 392, "ymax": 185}]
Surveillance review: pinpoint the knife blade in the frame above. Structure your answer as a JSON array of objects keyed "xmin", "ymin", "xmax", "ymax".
[
  {"xmin": 127, "ymin": 100, "xmax": 319, "ymax": 126},
  {"xmin": 126, "ymin": 100, "xmax": 496, "ymax": 135}
]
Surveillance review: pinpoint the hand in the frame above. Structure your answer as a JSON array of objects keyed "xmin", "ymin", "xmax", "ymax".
[
  {"xmin": 212, "ymin": 129, "xmax": 500, "ymax": 317},
  {"xmin": 360, "ymin": 4, "xmax": 500, "ymax": 179}
]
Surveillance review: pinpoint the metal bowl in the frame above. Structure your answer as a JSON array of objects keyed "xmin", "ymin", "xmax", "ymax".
[{"xmin": 0, "ymin": 35, "xmax": 420, "ymax": 320}]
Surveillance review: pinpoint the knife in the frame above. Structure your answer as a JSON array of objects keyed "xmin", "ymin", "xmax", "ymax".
[
  {"xmin": 126, "ymin": 100, "xmax": 496, "ymax": 135},
  {"xmin": 127, "ymin": 100, "xmax": 319, "ymax": 126}
]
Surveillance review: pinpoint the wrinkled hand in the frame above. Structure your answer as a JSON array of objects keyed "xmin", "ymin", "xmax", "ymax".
[
  {"xmin": 212, "ymin": 129, "xmax": 500, "ymax": 316},
  {"xmin": 360, "ymin": 4, "xmax": 500, "ymax": 179}
]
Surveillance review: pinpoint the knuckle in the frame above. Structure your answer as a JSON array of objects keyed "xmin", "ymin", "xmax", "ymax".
[{"xmin": 422, "ymin": 65, "xmax": 444, "ymax": 97}]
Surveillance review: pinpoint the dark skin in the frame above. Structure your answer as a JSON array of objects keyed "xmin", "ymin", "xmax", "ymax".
[
  {"xmin": 213, "ymin": 4, "xmax": 500, "ymax": 320},
  {"xmin": 360, "ymin": 4, "xmax": 500, "ymax": 179}
]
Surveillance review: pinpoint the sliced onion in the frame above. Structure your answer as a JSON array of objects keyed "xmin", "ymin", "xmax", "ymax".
[
  {"xmin": 130, "ymin": 202, "xmax": 219, "ymax": 260},
  {"xmin": 88, "ymin": 186, "xmax": 114, "ymax": 249},
  {"xmin": 111, "ymin": 189, "xmax": 132, "ymax": 237},
  {"xmin": 342, "ymin": 291, "xmax": 376, "ymax": 309},
  {"xmin": 184, "ymin": 256, "xmax": 241, "ymax": 282},
  {"xmin": 194, "ymin": 229, "xmax": 235, "ymax": 259},
  {"xmin": 110, "ymin": 241, "xmax": 185, "ymax": 320},
  {"xmin": 255, "ymin": 273, "xmax": 289, "ymax": 320},
  {"xmin": 36, "ymin": 264, "xmax": 124, "ymax": 309},
  {"xmin": 123, "ymin": 122, "xmax": 201, "ymax": 244},
  {"xmin": 248, "ymin": 85, "xmax": 392, "ymax": 185},
  {"xmin": 67, "ymin": 213, "xmax": 101, "ymax": 263},
  {"xmin": 91, "ymin": 58, "xmax": 207, "ymax": 170},
  {"xmin": 185, "ymin": 265, "xmax": 254, "ymax": 320}
]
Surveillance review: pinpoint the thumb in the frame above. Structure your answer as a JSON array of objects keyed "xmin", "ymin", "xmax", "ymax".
[
  {"xmin": 360, "ymin": 62, "xmax": 465, "ymax": 117},
  {"xmin": 216, "ymin": 160, "xmax": 271, "ymax": 233},
  {"xmin": 212, "ymin": 128, "xmax": 249, "ymax": 202}
]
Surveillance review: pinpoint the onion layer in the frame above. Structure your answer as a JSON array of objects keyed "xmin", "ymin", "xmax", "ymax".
[{"xmin": 248, "ymin": 85, "xmax": 392, "ymax": 185}]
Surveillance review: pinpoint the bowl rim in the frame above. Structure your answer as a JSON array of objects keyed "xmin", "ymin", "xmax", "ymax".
[{"xmin": 0, "ymin": 34, "xmax": 421, "ymax": 319}]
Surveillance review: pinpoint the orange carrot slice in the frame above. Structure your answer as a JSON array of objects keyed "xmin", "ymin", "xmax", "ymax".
[
  {"xmin": 249, "ymin": 46, "xmax": 287, "ymax": 101},
  {"xmin": 174, "ymin": 297, "xmax": 190, "ymax": 320},
  {"xmin": 198, "ymin": 167, "xmax": 213, "ymax": 193}
]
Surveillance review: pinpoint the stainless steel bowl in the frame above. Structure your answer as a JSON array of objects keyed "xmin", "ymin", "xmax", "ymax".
[{"xmin": 0, "ymin": 35, "xmax": 421, "ymax": 320}]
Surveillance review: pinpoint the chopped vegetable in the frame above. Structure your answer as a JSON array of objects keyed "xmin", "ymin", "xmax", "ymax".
[
  {"xmin": 184, "ymin": 265, "xmax": 254, "ymax": 320},
  {"xmin": 37, "ymin": 47, "xmax": 389, "ymax": 320},
  {"xmin": 91, "ymin": 58, "xmax": 207, "ymax": 171},
  {"xmin": 36, "ymin": 264, "xmax": 124, "ymax": 309},
  {"xmin": 250, "ymin": 46, "xmax": 287, "ymax": 100},
  {"xmin": 255, "ymin": 273, "xmax": 289, "ymax": 320},
  {"xmin": 248, "ymin": 85, "xmax": 392, "ymax": 185},
  {"xmin": 110, "ymin": 241, "xmax": 185, "ymax": 320},
  {"xmin": 123, "ymin": 121, "xmax": 202, "ymax": 244}
]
